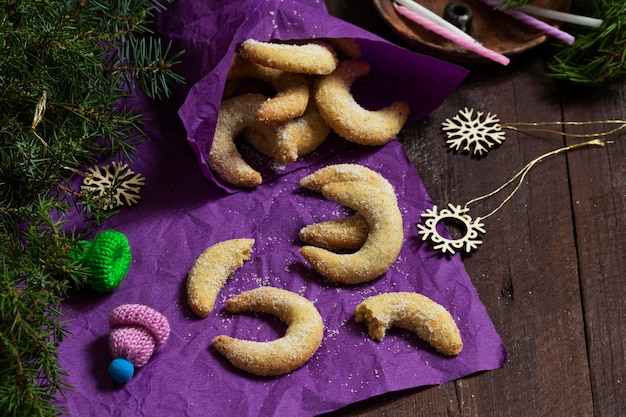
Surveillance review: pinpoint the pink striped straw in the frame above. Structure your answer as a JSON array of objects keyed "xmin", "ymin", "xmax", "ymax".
[
  {"xmin": 479, "ymin": 0, "xmax": 575, "ymax": 44},
  {"xmin": 393, "ymin": 3, "xmax": 510, "ymax": 66}
]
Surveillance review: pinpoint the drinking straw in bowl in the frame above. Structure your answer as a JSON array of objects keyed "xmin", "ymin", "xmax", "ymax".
[{"xmin": 393, "ymin": 0, "xmax": 510, "ymax": 65}]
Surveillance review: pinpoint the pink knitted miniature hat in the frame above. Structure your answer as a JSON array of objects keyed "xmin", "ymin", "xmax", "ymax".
[{"xmin": 109, "ymin": 304, "xmax": 170, "ymax": 368}]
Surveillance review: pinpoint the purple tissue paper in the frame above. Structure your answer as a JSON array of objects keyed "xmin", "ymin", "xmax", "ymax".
[{"xmin": 57, "ymin": 1, "xmax": 507, "ymax": 416}]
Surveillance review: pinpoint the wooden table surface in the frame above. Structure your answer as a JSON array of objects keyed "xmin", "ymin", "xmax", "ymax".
[{"xmin": 322, "ymin": 1, "xmax": 626, "ymax": 416}]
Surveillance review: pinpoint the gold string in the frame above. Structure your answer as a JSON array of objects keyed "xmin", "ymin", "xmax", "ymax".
[
  {"xmin": 502, "ymin": 120, "xmax": 626, "ymax": 138},
  {"xmin": 464, "ymin": 139, "xmax": 606, "ymax": 220}
]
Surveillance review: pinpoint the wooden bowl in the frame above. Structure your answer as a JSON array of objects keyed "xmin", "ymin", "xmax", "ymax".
[{"xmin": 373, "ymin": 0, "xmax": 572, "ymax": 63}]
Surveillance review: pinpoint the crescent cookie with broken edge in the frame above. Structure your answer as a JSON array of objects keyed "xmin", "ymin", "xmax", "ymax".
[
  {"xmin": 313, "ymin": 60, "xmax": 410, "ymax": 146},
  {"xmin": 300, "ymin": 181, "xmax": 403, "ymax": 284},
  {"xmin": 238, "ymin": 39, "xmax": 338, "ymax": 75},
  {"xmin": 228, "ymin": 54, "xmax": 309, "ymax": 123},
  {"xmin": 298, "ymin": 164, "xmax": 396, "ymax": 249},
  {"xmin": 212, "ymin": 286, "xmax": 324, "ymax": 376},
  {"xmin": 208, "ymin": 94, "xmax": 268, "ymax": 187},
  {"xmin": 186, "ymin": 238, "xmax": 255, "ymax": 318},
  {"xmin": 354, "ymin": 292, "xmax": 463, "ymax": 356}
]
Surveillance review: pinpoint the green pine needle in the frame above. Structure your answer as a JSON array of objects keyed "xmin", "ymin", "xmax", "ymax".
[
  {"xmin": 0, "ymin": 0, "xmax": 184, "ymax": 415},
  {"xmin": 496, "ymin": 1, "xmax": 626, "ymax": 85}
]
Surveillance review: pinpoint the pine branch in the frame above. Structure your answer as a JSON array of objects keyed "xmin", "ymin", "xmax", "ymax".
[
  {"xmin": 0, "ymin": 0, "xmax": 184, "ymax": 415},
  {"xmin": 495, "ymin": 0, "xmax": 626, "ymax": 85},
  {"xmin": 549, "ymin": 1, "xmax": 626, "ymax": 84}
]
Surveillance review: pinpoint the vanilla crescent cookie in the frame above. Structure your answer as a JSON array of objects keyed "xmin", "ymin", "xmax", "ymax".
[
  {"xmin": 186, "ymin": 238, "xmax": 255, "ymax": 318},
  {"xmin": 355, "ymin": 292, "xmax": 463, "ymax": 356},
  {"xmin": 208, "ymin": 94, "xmax": 268, "ymax": 187},
  {"xmin": 298, "ymin": 164, "xmax": 397, "ymax": 250},
  {"xmin": 212, "ymin": 287, "xmax": 324, "ymax": 376},
  {"xmin": 244, "ymin": 100, "xmax": 331, "ymax": 165},
  {"xmin": 243, "ymin": 121, "xmax": 299, "ymax": 165},
  {"xmin": 300, "ymin": 163, "xmax": 396, "ymax": 198},
  {"xmin": 313, "ymin": 60, "xmax": 410, "ymax": 145},
  {"xmin": 300, "ymin": 181, "xmax": 403, "ymax": 284},
  {"xmin": 238, "ymin": 39, "xmax": 338, "ymax": 75},
  {"xmin": 228, "ymin": 54, "xmax": 309, "ymax": 123},
  {"xmin": 285, "ymin": 99, "xmax": 331, "ymax": 158},
  {"xmin": 299, "ymin": 213, "xmax": 369, "ymax": 250}
]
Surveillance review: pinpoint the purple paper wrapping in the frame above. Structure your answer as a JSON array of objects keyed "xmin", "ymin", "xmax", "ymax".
[
  {"xmin": 158, "ymin": 0, "xmax": 471, "ymax": 190},
  {"xmin": 56, "ymin": 1, "xmax": 507, "ymax": 416}
]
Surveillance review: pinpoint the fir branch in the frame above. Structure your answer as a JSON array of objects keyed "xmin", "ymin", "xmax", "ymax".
[
  {"xmin": 0, "ymin": 0, "xmax": 184, "ymax": 415},
  {"xmin": 549, "ymin": 1, "xmax": 626, "ymax": 84},
  {"xmin": 492, "ymin": 1, "xmax": 625, "ymax": 84}
]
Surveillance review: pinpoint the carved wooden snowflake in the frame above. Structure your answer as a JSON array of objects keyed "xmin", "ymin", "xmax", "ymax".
[
  {"xmin": 442, "ymin": 107, "xmax": 506, "ymax": 156},
  {"xmin": 417, "ymin": 203, "xmax": 486, "ymax": 255},
  {"xmin": 81, "ymin": 162, "xmax": 146, "ymax": 210}
]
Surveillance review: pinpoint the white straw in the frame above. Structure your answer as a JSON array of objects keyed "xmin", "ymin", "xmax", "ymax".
[
  {"xmin": 393, "ymin": 0, "xmax": 482, "ymax": 45},
  {"xmin": 516, "ymin": 4, "xmax": 603, "ymax": 28}
]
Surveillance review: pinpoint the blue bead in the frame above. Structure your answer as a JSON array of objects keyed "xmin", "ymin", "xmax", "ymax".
[{"xmin": 109, "ymin": 358, "xmax": 134, "ymax": 383}]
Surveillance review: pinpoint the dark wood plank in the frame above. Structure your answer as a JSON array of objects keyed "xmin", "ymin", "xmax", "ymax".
[
  {"xmin": 321, "ymin": 1, "xmax": 626, "ymax": 415},
  {"xmin": 399, "ymin": 55, "xmax": 594, "ymax": 417},
  {"xmin": 564, "ymin": 82, "xmax": 626, "ymax": 417}
]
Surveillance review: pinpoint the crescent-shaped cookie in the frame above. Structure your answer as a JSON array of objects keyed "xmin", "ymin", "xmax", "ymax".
[
  {"xmin": 300, "ymin": 163, "xmax": 396, "ymax": 198},
  {"xmin": 239, "ymin": 39, "xmax": 338, "ymax": 75},
  {"xmin": 299, "ymin": 164, "xmax": 397, "ymax": 250},
  {"xmin": 300, "ymin": 181, "xmax": 403, "ymax": 284},
  {"xmin": 212, "ymin": 287, "xmax": 324, "ymax": 376},
  {"xmin": 228, "ymin": 54, "xmax": 309, "ymax": 123},
  {"xmin": 354, "ymin": 292, "xmax": 463, "ymax": 356},
  {"xmin": 299, "ymin": 213, "xmax": 368, "ymax": 250},
  {"xmin": 313, "ymin": 60, "xmax": 410, "ymax": 145},
  {"xmin": 186, "ymin": 238, "xmax": 255, "ymax": 318},
  {"xmin": 284, "ymin": 99, "xmax": 331, "ymax": 158},
  {"xmin": 244, "ymin": 100, "xmax": 331, "ymax": 165},
  {"xmin": 208, "ymin": 94, "xmax": 267, "ymax": 187}
]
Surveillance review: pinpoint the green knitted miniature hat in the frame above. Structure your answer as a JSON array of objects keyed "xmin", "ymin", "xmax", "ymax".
[{"xmin": 73, "ymin": 230, "xmax": 132, "ymax": 292}]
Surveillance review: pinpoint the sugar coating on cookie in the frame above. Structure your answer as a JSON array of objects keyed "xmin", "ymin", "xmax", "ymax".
[
  {"xmin": 212, "ymin": 287, "xmax": 324, "ymax": 376},
  {"xmin": 355, "ymin": 292, "xmax": 463, "ymax": 356},
  {"xmin": 228, "ymin": 54, "xmax": 309, "ymax": 123},
  {"xmin": 239, "ymin": 39, "xmax": 338, "ymax": 75},
  {"xmin": 186, "ymin": 238, "xmax": 255, "ymax": 318},
  {"xmin": 313, "ymin": 60, "xmax": 410, "ymax": 145},
  {"xmin": 300, "ymin": 181, "xmax": 403, "ymax": 284},
  {"xmin": 300, "ymin": 163, "xmax": 396, "ymax": 197},
  {"xmin": 208, "ymin": 94, "xmax": 267, "ymax": 187},
  {"xmin": 286, "ymin": 100, "xmax": 331, "ymax": 158},
  {"xmin": 299, "ymin": 164, "xmax": 397, "ymax": 251},
  {"xmin": 299, "ymin": 213, "xmax": 368, "ymax": 250}
]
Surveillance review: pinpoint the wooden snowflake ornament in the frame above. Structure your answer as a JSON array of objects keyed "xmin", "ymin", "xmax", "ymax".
[
  {"xmin": 81, "ymin": 162, "xmax": 146, "ymax": 210},
  {"xmin": 442, "ymin": 107, "xmax": 506, "ymax": 156},
  {"xmin": 417, "ymin": 203, "xmax": 485, "ymax": 255}
]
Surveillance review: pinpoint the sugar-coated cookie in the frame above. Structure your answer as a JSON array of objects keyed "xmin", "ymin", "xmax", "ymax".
[
  {"xmin": 186, "ymin": 239, "xmax": 255, "ymax": 318},
  {"xmin": 300, "ymin": 163, "xmax": 396, "ymax": 198},
  {"xmin": 313, "ymin": 60, "xmax": 410, "ymax": 145},
  {"xmin": 355, "ymin": 292, "xmax": 463, "ymax": 356},
  {"xmin": 212, "ymin": 287, "xmax": 324, "ymax": 376},
  {"xmin": 299, "ymin": 213, "xmax": 368, "ymax": 250},
  {"xmin": 239, "ymin": 39, "xmax": 338, "ymax": 75},
  {"xmin": 300, "ymin": 181, "xmax": 403, "ymax": 284},
  {"xmin": 208, "ymin": 94, "xmax": 267, "ymax": 187},
  {"xmin": 299, "ymin": 164, "xmax": 397, "ymax": 250},
  {"xmin": 228, "ymin": 54, "xmax": 309, "ymax": 123}
]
